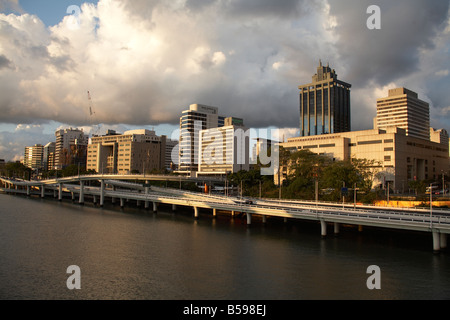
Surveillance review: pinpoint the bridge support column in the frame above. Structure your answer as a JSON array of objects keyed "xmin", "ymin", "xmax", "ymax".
[
  {"xmin": 262, "ymin": 215, "xmax": 267, "ymax": 224},
  {"xmin": 144, "ymin": 180, "xmax": 150, "ymax": 210},
  {"xmin": 246, "ymin": 213, "xmax": 252, "ymax": 226},
  {"xmin": 120, "ymin": 198, "xmax": 125, "ymax": 208},
  {"xmin": 334, "ymin": 222, "xmax": 340, "ymax": 236},
  {"xmin": 79, "ymin": 181, "xmax": 84, "ymax": 205},
  {"xmin": 100, "ymin": 180, "xmax": 105, "ymax": 207},
  {"xmin": 213, "ymin": 208, "xmax": 217, "ymax": 217},
  {"xmin": 194, "ymin": 206, "xmax": 199, "ymax": 219},
  {"xmin": 71, "ymin": 192, "xmax": 75, "ymax": 201},
  {"xmin": 26, "ymin": 185, "xmax": 30, "ymax": 196},
  {"xmin": 58, "ymin": 183, "xmax": 63, "ymax": 201},
  {"xmin": 440, "ymin": 233, "xmax": 447, "ymax": 250},
  {"xmin": 93, "ymin": 195, "xmax": 97, "ymax": 204},
  {"xmin": 41, "ymin": 186, "xmax": 45, "ymax": 198},
  {"xmin": 231, "ymin": 210, "xmax": 235, "ymax": 217},
  {"xmin": 153, "ymin": 202, "xmax": 158, "ymax": 213},
  {"xmin": 432, "ymin": 231, "xmax": 441, "ymax": 253},
  {"xmin": 172, "ymin": 204, "xmax": 177, "ymax": 211},
  {"xmin": 320, "ymin": 220, "xmax": 327, "ymax": 238},
  {"xmin": 136, "ymin": 200, "xmax": 141, "ymax": 207}
]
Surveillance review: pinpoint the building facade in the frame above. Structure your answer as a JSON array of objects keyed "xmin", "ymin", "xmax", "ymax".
[
  {"xmin": 178, "ymin": 104, "xmax": 225, "ymax": 173},
  {"xmin": 299, "ymin": 61, "xmax": 351, "ymax": 137},
  {"xmin": 279, "ymin": 87, "xmax": 449, "ymax": 191},
  {"xmin": 24, "ymin": 144, "xmax": 44, "ymax": 170},
  {"xmin": 43, "ymin": 142, "xmax": 55, "ymax": 171},
  {"xmin": 198, "ymin": 118, "xmax": 250, "ymax": 175},
  {"xmin": 86, "ymin": 129, "xmax": 166, "ymax": 174},
  {"xmin": 376, "ymin": 87, "xmax": 430, "ymax": 140},
  {"xmin": 54, "ymin": 128, "xmax": 88, "ymax": 170}
]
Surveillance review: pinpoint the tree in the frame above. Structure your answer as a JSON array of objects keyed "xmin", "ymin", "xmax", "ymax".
[{"xmin": 320, "ymin": 161, "xmax": 363, "ymax": 201}]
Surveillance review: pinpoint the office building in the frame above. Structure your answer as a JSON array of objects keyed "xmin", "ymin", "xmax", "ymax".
[
  {"xmin": 86, "ymin": 129, "xmax": 166, "ymax": 174},
  {"xmin": 178, "ymin": 104, "xmax": 225, "ymax": 173},
  {"xmin": 198, "ymin": 117, "xmax": 250, "ymax": 175},
  {"xmin": 43, "ymin": 142, "xmax": 55, "ymax": 171},
  {"xmin": 376, "ymin": 87, "xmax": 430, "ymax": 140},
  {"xmin": 278, "ymin": 87, "xmax": 449, "ymax": 191},
  {"xmin": 54, "ymin": 128, "xmax": 88, "ymax": 170},
  {"xmin": 24, "ymin": 144, "xmax": 44, "ymax": 170},
  {"xmin": 299, "ymin": 61, "xmax": 351, "ymax": 136}
]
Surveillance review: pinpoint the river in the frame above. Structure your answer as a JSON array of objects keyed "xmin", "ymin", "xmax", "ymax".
[{"xmin": 0, "ymin": 193, "xmax": 449, "ymax": 300}]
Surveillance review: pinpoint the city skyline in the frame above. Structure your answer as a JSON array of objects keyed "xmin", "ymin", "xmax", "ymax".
[{"xmin": 0, "ymin": 0, "xmax": 449, "ymax": 162}]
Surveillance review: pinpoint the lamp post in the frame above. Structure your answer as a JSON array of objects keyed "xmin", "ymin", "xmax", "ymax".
[{"xmin": 430, "ymin": 183, "xmax": 433, "ymax": 228}]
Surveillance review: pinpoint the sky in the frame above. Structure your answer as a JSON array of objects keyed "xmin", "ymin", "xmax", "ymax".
[{"xmin": 0, "ymin": 0, "xmax": 449, "ymax": 162}]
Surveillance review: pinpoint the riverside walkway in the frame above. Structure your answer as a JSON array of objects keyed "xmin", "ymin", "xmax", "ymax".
[{"xmin": 2, "ymin": 174, "xmax": 450, "ymax": 252}]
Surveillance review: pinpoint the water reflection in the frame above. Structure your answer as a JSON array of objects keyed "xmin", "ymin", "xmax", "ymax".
[{"xmin": 0, "ymin": 194, "xmax": 450, "ymax": 299}]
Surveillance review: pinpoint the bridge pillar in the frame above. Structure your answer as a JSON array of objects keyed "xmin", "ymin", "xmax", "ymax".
[
  {"xmin": 26, "ymin": 185, "xmax": 30, "ymax": 196},
  {"xmin": 194, "ymin": 206, "xmax": 199, "ymax": 219},
  {"xmin": 79, "ymin": 181, "xmax": 84, "ymax": 204},
  {"xmin": 231, "ymin": 210, "xmax": 235, "ymax": 217},
  {"xmin": 71, "ymin": 192, "xmax": 75, "ymax": 201},
  {"xmin": 120, "ymin": 198, "xmax": 125, "ymax": 208},
  {"xmin": 136, "ymin": 200, "xmax": 141, "ymax": 207},
  {"xmin": 440, "ymin": 233, "xmax": 447, "ymax": 250},
  {"xmin": 213, "ymin": 208, "xmax": 217, "ymax": 217},
  {"xmin": 262, "ymin": 215, "xmax": 267, "ymax": 224},
  {"xmin": 432, "ymin": 231, "xmax": 441, "ymax": 253},
  {"xmin": 334, "ymin": 222, "xmax": 340, "ymax": 235},
  {"xmin": 144, "ymin": 200, "xmax": 149, "ymax": 210},
  {"xmin": 100, "ymin": 180, "xmax": 105, "ymax": 207},
  {"xmin": 58, "ymin": 183, "xmax": 63, "ymax": 201},
  {"xmin": 320, "ymin": 220, "xmax": 327, "ymax": 238},
  {"xmin": 153, "ymin": 202, "xmax": 158, "ymax": 213},
  {"xmin": 41, "ymin": 186, "xmax": 45, "ymax": 198},
  {"xmin": 246, "ymin": 213, "xmax": 252, "ymax": 226},
  {"xmin": 172, "ymin": 204, "xmax": 177, "ymax": 211}
]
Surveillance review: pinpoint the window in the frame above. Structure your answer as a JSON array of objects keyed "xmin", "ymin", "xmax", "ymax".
[
  {"xmin": 384, "ymin": 156, "xmax": 391, "ymax": 162},
  {"xmin": 358, "ymin": 140, "xmax": 382, "ymax": 145},
  {"xmin": 384, "ymin": 147, "xmax": 394, "ymax": 151}
]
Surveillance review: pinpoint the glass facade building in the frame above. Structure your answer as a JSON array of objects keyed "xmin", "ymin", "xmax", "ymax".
[{"xmin": 299, "ymin": 61, "xmax": 351, "ymax": 136}]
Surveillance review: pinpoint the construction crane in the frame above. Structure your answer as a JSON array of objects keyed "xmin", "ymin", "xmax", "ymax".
[{"xmin": 87, "ymin": 90, "xmax": 101, "ymax": 136}]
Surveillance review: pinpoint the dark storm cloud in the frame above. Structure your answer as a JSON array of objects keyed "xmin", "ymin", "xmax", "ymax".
[
  {"xmin": 0, "ymin": 54, "xmax": 13, "ymax": 70},
  {"xmin": 0, "ymin": 0, "xmax": 448, "ymax": 133},
  {"xmin": 328, "ymin": 0, "xmax": 450, "ymax": 86}
]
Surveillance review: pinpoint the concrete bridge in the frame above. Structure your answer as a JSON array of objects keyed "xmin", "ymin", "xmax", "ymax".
[{"xmin": 2, "ymin": 174, "xmax": 450, "ymax": 253}]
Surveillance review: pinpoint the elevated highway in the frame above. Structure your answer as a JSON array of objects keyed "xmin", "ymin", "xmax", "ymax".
[{"xmin": 1, "ymin": 175, "xmax": 449, "ymax": 252}]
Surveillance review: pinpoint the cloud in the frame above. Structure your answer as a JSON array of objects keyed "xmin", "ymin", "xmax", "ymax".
[{"xmin": 0, "ymin": 0, "xmax": 449, "ymax": 140}]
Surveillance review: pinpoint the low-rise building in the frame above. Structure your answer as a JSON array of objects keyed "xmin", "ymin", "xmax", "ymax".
[{"xmin": 86, "ymin": 129, "xmax": 167, "ymax": 174}]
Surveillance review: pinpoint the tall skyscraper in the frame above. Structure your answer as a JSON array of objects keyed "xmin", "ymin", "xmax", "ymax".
[
  {"xmin": 299, "ymin": 61, "xmax": 351, "ymax": 136},
  {"xmin": 376, "ymin": 87, "xmax": 430, "ymax": 140},
  {"xmin": 178, "ymin": 104, "xmax": 225, "ymax": 173}
]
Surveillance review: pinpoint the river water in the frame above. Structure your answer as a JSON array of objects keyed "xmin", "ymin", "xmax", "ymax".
[{"xmin": 0, "ymin": 193, "xmax": 449, "ymax": 300}]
